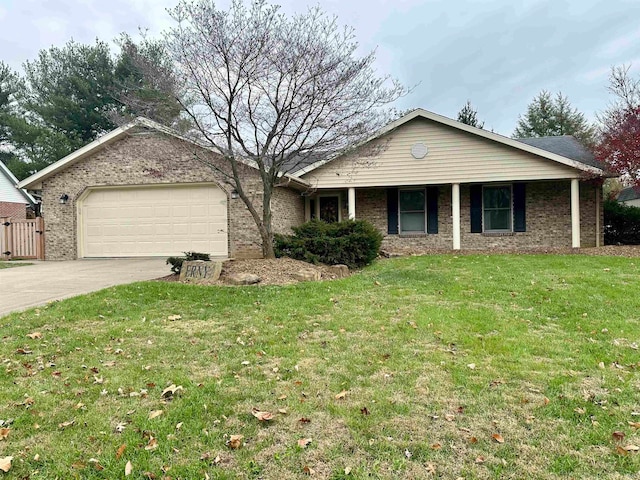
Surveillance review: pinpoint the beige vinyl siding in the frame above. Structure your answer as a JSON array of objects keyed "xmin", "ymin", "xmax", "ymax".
[
  {"xmin": 623, "ymin": 199, "xmax": 640, "ymax": 207},
  {"xmin": 302, "ymin": 118, "xmax": 580, "ymax": 188}
]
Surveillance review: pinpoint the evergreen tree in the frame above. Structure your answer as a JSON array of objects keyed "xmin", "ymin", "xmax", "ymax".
[
  {"xmin": 513, "ymin": 91, "xmax": 595, "ymax": 144},
  {"xmin": 457, "ymin": 100, "xmax": 484, "ymax": 128}
]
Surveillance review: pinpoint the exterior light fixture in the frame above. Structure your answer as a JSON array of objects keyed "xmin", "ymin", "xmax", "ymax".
[
  {"xmin": 59, "ymin": 194, "xmax": 69, "ymax": 204},
  {"xmin": 231, "ymin": 189, "xmax": 239, "ymax": 199}
]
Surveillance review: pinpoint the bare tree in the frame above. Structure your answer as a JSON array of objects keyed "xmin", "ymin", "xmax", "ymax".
[{"xmin": 163, "ymin": 0, "xmax": 407, "ymax": 258}]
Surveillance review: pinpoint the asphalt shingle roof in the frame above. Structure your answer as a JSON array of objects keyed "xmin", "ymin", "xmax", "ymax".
[
  {"xmin": 516, "ymin": 135, "xmax": 604, "ymax": 170},
  {"xmin": 617, "ymin": 186, "xmax": 640, "ymax": 202}
]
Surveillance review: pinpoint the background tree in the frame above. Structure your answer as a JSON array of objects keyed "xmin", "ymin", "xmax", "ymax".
[
  {"xmin": 2, "ymin": 37, "xmax": 183, "ymax": 180},
  {"xmin": 596, "ymin": 65, "xmax": 640, "ymax": 186},
  {"xmin": 113, "ymin": 33, "xmax": 183, "ymax": 128},
  {"xmin": 457, "ymin": 100, "xmax": 484, "ymax": 128},
  {"xmin": 162, "ymin": 0, "xmax": 406, "ymax": 258},
  {"xmin": 513, "ymin": 90, "xmax": 595, "ymax": 144}
]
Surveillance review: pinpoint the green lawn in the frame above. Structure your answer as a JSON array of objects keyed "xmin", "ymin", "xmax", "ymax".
[
  {"xmin": 0, "ymin": 261, "xmax": 30, "ymax": 269},
  {"xmin": 1, "ymin": 255, "xmax": 640, "ymax": 479}
]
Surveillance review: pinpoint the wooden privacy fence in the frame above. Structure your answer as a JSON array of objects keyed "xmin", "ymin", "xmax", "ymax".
[{"xmin": 1, "ymin": 217, "xmax": 45, "ymax": 260}]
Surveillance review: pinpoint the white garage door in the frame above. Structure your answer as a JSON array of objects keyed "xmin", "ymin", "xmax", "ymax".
[{"xmin": 80, "ymin": 184, "xmax": 228, "ymax": 258}]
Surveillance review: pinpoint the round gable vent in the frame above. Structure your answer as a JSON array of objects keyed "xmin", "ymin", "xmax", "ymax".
[{"xmin": 411, "ymin": 142, "xmax": 428, "ymax": 159}]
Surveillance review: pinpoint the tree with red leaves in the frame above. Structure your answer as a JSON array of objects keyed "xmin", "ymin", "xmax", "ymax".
[{"xmin": 596, "ymin": 66, "xmax": 640, "ymax": 186}]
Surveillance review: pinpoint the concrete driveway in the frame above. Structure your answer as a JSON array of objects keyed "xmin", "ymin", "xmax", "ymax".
[{"xmin": 0, "ymin": 259, "xmax": 169, "ymax": 317}]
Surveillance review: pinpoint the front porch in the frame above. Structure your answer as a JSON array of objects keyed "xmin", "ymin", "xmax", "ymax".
[{"xmin": 304, "ymin": 180, "xmax": 602, "ymax": 251}]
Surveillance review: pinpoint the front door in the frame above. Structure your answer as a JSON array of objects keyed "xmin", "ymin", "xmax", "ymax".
[{"xmin": 319, "ymin": 196, "xmax": 340, "ymax": 223}]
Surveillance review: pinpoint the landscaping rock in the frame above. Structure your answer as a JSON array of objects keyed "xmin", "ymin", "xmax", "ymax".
[
  {"xmin": 227, "ymin": 273, "xmax": 262, "ymax": 285},
  {"xmin": 179, "ymin": 260, "xmax": 222, "ymax": 284},
  {"xmin": 328, "ymin": 264, "xmax": 349, "ymax": 278},
  {"xmin": 293, "ymin": 268, "xmax": 321, "ymax": 282}
]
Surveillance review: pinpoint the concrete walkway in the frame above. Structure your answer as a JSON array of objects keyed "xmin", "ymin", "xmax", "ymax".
[{"xmin": 0, "ymin": 259, "xmax": 169, "ymax": 317}]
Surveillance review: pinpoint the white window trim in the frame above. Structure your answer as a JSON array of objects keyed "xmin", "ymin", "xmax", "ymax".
[
  {"xmin": 398, "ymin": 187, "xmax": 427, "ymax": 234},
  {"xmin": 482, "ymin": 183, "xmax": 513, "ymax": 233}
]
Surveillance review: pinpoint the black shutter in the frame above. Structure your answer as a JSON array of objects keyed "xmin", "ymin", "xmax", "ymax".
[
  {"xmin": 387, "ymin": 188, "xmax": 398, "ymax": 234},
  {"xmin": 470, "ymin": 185, "xmax": 483, "ymax": 233},
  {"xmin": 426, "ymin": 186, "xmax": 439, "ymax": 234},
  {"xmin": 513, "ymin": 183, "xmax": 526, "ymax": 232}
]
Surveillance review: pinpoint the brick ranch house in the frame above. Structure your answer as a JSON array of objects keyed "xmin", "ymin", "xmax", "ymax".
[
  {"xmin": 18, "ymin": 109, "xmax": 609, "ymax": 261},
  {"xmin": 1, "ymin": 160, "xmax": 35, "ymax": 220}
]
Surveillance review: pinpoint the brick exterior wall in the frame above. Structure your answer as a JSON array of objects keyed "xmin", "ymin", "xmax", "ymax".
[
  {"xmin": 0, "ymin": 201, "xmax": 27, "ymax": 219},
  {"xmin": 41, "ymin": 129, "xmax": 304, "ymax": 260},
  {"xmin": 272, "ymin": 186, "xmax": 305, "ymax": 236},
  {"xmin": 345, "ymin": 180, "xmax": 602, "ymax": 253}
]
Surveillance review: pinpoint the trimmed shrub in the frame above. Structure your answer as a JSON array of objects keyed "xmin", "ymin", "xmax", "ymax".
[
  {"xmin": 274, "ymin": 219, "xmax": 383, "ymax": 268},
  {"xmin": 604, "ymin": 200, "xmax": 640, "ymax": 245},
  {"xmin": 166, "ymin": 251, "xmax": 211, "ymax": 274}
]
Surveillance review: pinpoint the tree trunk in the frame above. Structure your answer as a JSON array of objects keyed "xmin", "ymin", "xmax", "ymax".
[{"xmin": 260, "ymin": 184, "xmax": 276, "ymax": 259}]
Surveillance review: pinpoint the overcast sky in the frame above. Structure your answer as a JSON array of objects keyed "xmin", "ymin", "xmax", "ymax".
[{"xmin": 1, "ymin": 0, "xmax": 639, "ymax": 135}]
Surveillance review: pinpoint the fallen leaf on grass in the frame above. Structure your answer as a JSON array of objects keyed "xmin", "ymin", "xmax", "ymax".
[
  {"xmin": 251, "ymin": 408, "xmax": 274, "ymax": 421},
  {"xmin": 167, "ymin": 315, "xmax": 182, "ymax": 321},
  {"xmin": 612, "ymin": 431, "xmax": 625, "ymax": 442},
  {"xmin": 145, "ymin": 437, "xmax": 158, "ymax": 451},
  {"xmin": 469, "ymin": 437, "xmax": 478, "ymax": 444},
  {"xmin": 277, "ymin": 409, "xmax": 287, "ymax": 415},
  {"xmin": 298, "ymin": 438, "xmax": 312, "ymax": 448},
  {"xmin": 543, "ymin": 397, "xmax": 550, "ymax": 406},
  {"xmin": 16, "ymin": 348, "xmax": 32, "ymax": 355},
  {"xmin": 628, "ymin": 422, "xmax": 640, "ymax": 429},
  {"xmin": 335, "ymin": 390, "xmax": 347, "ymax": 400},
  {"xmin": 116, "ymin": 444, "xmax": 126, "ymax": 460},
  {"xmin": 0, "ymin": 456, "xmax": 12, "ymax": 472},
  {"xmin": 58, "ymin": 420, "xmax": 75, "ymax": 429},
  {"xmin": 445, "ymin": 414, "xmax": 455, "ymax": 422},
  {"xmin": 431, "ymin": 443, "xmax": 441, "ymax": 450},
  {"xmin": 475, "ymin": 456, "xmax": 485, "ymax": 464},
  {"xmin": 617, "ymin": 445, "xmax": 640, "ymax": 455},
  {"xmin": 161, "ymin": 384, "xmax": 184, "ymax": 398},
  {"xmin": 148, "ymin": 410, "xmax": 164, "ymax": 420},
  {"xmin": 360, "ymin": 407, "xmax": 370, "ymax": 415},
  {"xmin": 125, "ymin": 460, "xmax": 133, "ymax": 476},
  {"xmin": 303, "ymin": 465, "xmax": 315, "ymax": 475},
  {"xmin": 0, "ymin": 428, "xmax": 9, "ymax": 440},
  {"xmin": 228, "ymin": 434, "xmax": 243, "ymax": 449},
  {"xmin": 425, "ymin": 463, "xmax": 436, "ymax": 474},
  {"xmin": 89, "ymin": 459, "xmax": 104, "ymax": 471},
  {"xmin": 492, "ymin": 433, "xmax": 504, "ymax": 444},
  {"xmin": 26, "ymin": 332, "xmax": 42, "ymax": 339},
  {"xmin": 15, "ymin": 397, "xmax": 34, "ymax": 407},
  {"xmin": 299, "ymin": 417, "xmax": 311, "ymax": 424}
]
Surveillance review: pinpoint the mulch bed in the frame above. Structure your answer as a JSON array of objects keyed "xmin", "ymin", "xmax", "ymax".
[
  {"xmin": 381, "ymin": 245, "xmax": 640, "ymax": 258},
  {"xmin": 155, "ymin": 246, "xmax": 640, "ymax": 286},
  {"xmin": 156, "ymin": 257, "xmax": 347, "ymax": 286}
]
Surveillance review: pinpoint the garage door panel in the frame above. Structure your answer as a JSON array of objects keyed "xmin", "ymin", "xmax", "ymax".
[{"xmin": 81, "ymin": 185, "xmax": 228, "ymax": 257}]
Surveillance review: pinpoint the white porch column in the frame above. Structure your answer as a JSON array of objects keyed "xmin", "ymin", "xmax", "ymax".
[
  {"xmin": 452, "ymin": 183, "xmax": 461, "ymax": 250},
  {"xmin": 571, "ymin": 178, "xmax": 580, "ymax": 248},
  {"xmin": 348, "ymin": 187, "xmax": 356, "ymax": 220}
]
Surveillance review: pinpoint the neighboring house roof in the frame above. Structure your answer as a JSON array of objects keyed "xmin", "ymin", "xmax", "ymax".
[
  {"xmin": 617, "ymin": 186, "xmax": 640, "ymax": 202},
  {"xmin": 516, "ymin": 136, "xmax": 604, "ymax": 170},
  {"xmin": 0, "ymin": 161, "xmax": 36, "ymax": 205},
  {"xmin": 294, "ymin": 108, "xmax": 607, "ymax": 177},
  {"xmin": 18, "ymin": 117, "xmax": 310, "ymax": 190}
]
